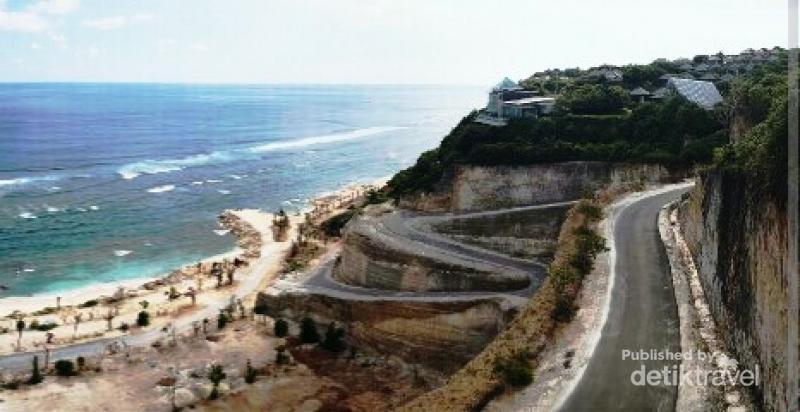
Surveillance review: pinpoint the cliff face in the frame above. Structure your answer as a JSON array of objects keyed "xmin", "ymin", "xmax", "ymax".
[
  {"xmin": 256, "ymin": 292, "xmax": 512, "ymax": 373},
  {"xmin": 401, "ymin": 162, "xmax": 674, "ymax": 212},
  {"xmin": 678, "ymin": 172, "xmax": 790, "ymax": 411},
  {"xmin": 332, "ymin": 210, "xmax": 532, "ymax": 292}
]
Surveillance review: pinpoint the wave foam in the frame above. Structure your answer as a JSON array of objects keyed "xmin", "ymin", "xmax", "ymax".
[
  {"xmin": 146, "ymin": 185, "xmax": 176, "ymax": 193},
  {"xmin": 0, "ymin": 175, "xmax": 59, "ymax": 187},
  {"xmin": 114, "ymin": 250, "xmax": 133, "ymax": 257},
  {"xmin": 249, "ymin": 126, "xmax": 402, "ymax": 154},
  {"xmin": 118, "ymin": 152, "xmax": 232, "ymax": 180},
  {"xmin": 19, "ymin": 212, "xmax": 37, "ymax": 219},
  {"xmin": 213, "ymin": 229, "xmax": 230, "ymax": 236},
  {"xmin": 115, "ymin": 127, "xmax": 400, "ymax": 180}
]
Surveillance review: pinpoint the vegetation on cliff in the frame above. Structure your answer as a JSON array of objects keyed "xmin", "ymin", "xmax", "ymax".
[
  {"xmin": 399, "ymin": 198, "xmax": 605, "ymax": 411},
  {"xmin": 389, "ymin": 97, "xmax": 723, "ymax": 197}
]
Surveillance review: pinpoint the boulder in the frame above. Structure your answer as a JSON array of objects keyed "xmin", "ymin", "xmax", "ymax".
[{"xmin": 174, "ymin": 388, "xmax": 197, "ymax": 408}]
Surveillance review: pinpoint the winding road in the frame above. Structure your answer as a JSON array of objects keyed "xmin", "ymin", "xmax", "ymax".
[
  {"xmin": 558, "ymin": 186, "xmax": 690, "ymax": 412},
  {"xmin": 269, "ymin": 202, "xmax": 575, "ymax": 306}
]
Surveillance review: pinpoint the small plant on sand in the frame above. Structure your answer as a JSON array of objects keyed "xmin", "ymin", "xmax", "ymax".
[
  {"xmin": 217, "ymin": 311, "xmax": 229, "ymax": 330},
  {"xmin": 493, "ymin": 351, "xmax": 533, "ymax": 387},
  {"xmin": 273, "ymin": 318, "xmax": 288, "ymax": 337},
  {"xmin": 244, "ymin": 359, "xmax": 257, "ymax": 384},
  {"xmin": 299, "ymin": 317, "xmax": 319, "ymax": 344},
  {"xmin": 275, "ymin": 347, "xmax": 289, "ymax": 365},
  {"xmin": 137, "ymin": 300, "xmax": 150, "ymax": 327},
  {"xmin": 54, "ymin": 359, "xmax": 77, "ymax": 377},
  {"xmin": 167, "ymin": 286, "xmax": 180, "ymax": 300},
  {"xmin": 137, "ymin": 311, "xmax": 150, "ymax": 327},
  {"xmin": 15, "ymin": 319, "xmax": 25, "ymax": 349},
  {"xmin": 320, "ymin": 322, "xmax": 346, "ymax": 352},
  {"xmin": 28, "ymin": 355, "xmax": 43, "ymax": 385},
  {"xmin": 76, "ymin": 356, "xmax": 86, "ymax": 372},
  {"xmin": 207, "ymin": 363, "xmax": 226, "ymax": 400}
]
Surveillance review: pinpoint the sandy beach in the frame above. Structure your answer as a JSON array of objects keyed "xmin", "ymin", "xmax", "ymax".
[{"xmin": 0, "ymin": 178, "xmax": 386, "ymax": 359}]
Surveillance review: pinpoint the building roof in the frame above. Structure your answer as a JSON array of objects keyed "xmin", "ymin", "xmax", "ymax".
[
  {"xmin": 493, "ymin": 77, "xmax": 522, "ymax": 91},
  {"xmin": 667, "ymin": 78, "xmax": 723, "ymax": 109},
  {"xmin": 698, "ymin": 73, "xmax": 719, "ymax": 81},
  {"xmin": 503, "ymin": 97, "xmax": 556, "ymax": 106},
  {"xmin": 650, "ymin": 87, "xmax": 668, "ymax": 99},
  {"xmin": 630, "ymin": 87, "xmax": 650, "ymax": 96}
]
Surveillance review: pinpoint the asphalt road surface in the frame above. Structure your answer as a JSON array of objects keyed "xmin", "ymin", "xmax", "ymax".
[{"xmin": 559, "ymin": 187, "xmax": 688, "ymax": 412}]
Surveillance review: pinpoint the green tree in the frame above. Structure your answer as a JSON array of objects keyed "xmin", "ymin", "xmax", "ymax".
[
  {"xmin": 136, "ymin": 311, "xmax": 150, "ymax": 327},
  {"xmin": 556, "ymin": 84, "xmax": 630, "ymax": 115},
  {"xmin": 54, "ymin": 359, "xmax": 77, "ymax": 377},
  {"xmin": 320, "ymin": 322, "xmax": 346, "ymax": 352},
  {"xmin": 273, "ymin": 318, "xmax": 289, "ymax": 337},
  {"xmin": 299, "ymin": 317, "xmax": 319, "ymax": 344},
  {"xmin": 207, "ymin": 363, "xmax": 226, "ymax": 400},
  {"xmin": 28, "ymin": 355, "xmax": 43, "ymax": 385}
]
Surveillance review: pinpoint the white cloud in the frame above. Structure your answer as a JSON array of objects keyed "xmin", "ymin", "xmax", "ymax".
[
  {"xmin": 30, "ymin": 42, "xmax": 41, "ymax": 49},
  {"xmin": 0, "ymin": 0, "xmax": 79, "ymax": 32},
  {"xmin": 83, "ymin": 15, "xmax": 126, "ymax": 30},
  {"xmin": 188, "ymin": 43, "xmax": 209, "ymax": 52},
  {"xmin": 50, "ymin": 33, "xmax": 67, "ymax": 46},
  {"xmin": 28, "ymin": 0, "xmax": 80, "ymax": 15},
  {"xmin": 0, "ymin": 9, "xmax": 48, "ymax": 32},
  {"xmin": 83, "ymin": 13, "xmax": 155, "ymax": 30}
]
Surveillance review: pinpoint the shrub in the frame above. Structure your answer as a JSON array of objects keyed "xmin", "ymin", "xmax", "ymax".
[
  {"xmin": 28, "ymin": 355, "xmax": 43, "ymax": 385},
  {"xmin": 320, "ymin": 210, "xmax": 357, "ymax": 237},
  {"xmin": 78, "ymin": 299, "xmax": 98, "ymax": 308},
  {"xmin": 273, "ymin": 318, "xmax": 289, "ymax": 337},
  {"xmin": 207, "ymin": 363, "xmax": 226, "ymax": 400},
  {"xmin": 493, "ymin": 352, "xmax": 533, "ymax": 387},
  {"xmin": 299, "ymin": 317, "xmax": 319, "ymax": 344},
  {"xmin": 217, "ymin": 312, "xmax": 229, "ymax": 330},
  {"xmin": 244, "ymin": 360, "xmax": 257, "ymax": 384},
  {"xmin": 54, "ymin": 359, "xmax": 77, "ymax": 377},
  {"xmin": 275, "ymin": 347, "xmax": 289, "ymax": 365},
  {"xmin": 76, "ymin": 356, "xmax": 86, "ymax": 371},
  {"xmin": 136, "ymin": 311, "xmax": 150, "ymax": 327},
  {"xmin": 320, "ymin": 322, "xmax": 346, "ymax": 352},
  {"xmin": 30, "ymin": 321, "xmax": 58, "ymax": 332}
]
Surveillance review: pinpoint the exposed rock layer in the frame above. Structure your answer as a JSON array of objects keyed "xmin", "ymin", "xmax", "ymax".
[
  {"xmin": 402, "ymin": 162, "xmax": 675, "ymax": 212},
  {"xmin": 678, "ymin": 171, "xmax": 790, "ymax": 411},
  {"xmin": 256, "ymin": 292, "xmax": 512, "ymax": 373}
]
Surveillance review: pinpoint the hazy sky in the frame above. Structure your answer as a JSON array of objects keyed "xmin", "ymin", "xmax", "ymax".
[{"xmin": 0, "ymin": 0, "xmax": 788, "ymax": 84}]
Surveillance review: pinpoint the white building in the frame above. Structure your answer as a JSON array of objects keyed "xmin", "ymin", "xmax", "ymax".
[{"xmin": 476, "ymin": 77, "xmax": 555, "ymax": 126}]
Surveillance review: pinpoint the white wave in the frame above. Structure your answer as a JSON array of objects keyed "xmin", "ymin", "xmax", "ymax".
[
  {"xmin": 89, "ymin": 205, "xmax": 100, "ymax": 211},
  {"xmin": 76, "ymin": 207, "xmax": 87, "ymax": 212},
  {"xmin": 146, "ymin": 185, "xmax": 176, "ymax": 194},
  {"xmin": 229, "ymin": 174, "xmax": 243, "ymax": 180},
  {"xmin": 191, "ymin": 181, "xmax": 204, "ymax": 185},
  {"xmin": 114, "ymin": 250, "xmax": 133, "ymax": 257},
  {"xmin": 45, "ymin": 206, "xmax": 61, "ymax": 213},
  {"xmin": 205, "ymin": 179, "xmax": 222, "ymax": 183},
  {"xmin": 23, "ymin": 268, "xmax": 35, "ymax": 273},
  {"xmin": 49, "ymin": 186, "xmax": 61, "ymax": 191},
  {"xmin": 217, "ymin": 189, "xmax": 231, "ymax": 195},
  {"xmin": 213, "ymin": 229, "xmax": 230, "ymax": 236},
  {"xmin": 19, "ymin": 212, "xmax": 37, "ymax": 219},
  {"xmin": 144, "ymin": 242, "xmax": 153, "ymax": 247},
  {"xmin": 117, "ymin": 152, "xmax": 232, "ymax": 180},
  {"xmin": 0, "ymin": 175, "xmax": 59, "ymax": 187},
  {"xmin": 249, "ymin": 126, "xmax": 402, "ymax": 154}
]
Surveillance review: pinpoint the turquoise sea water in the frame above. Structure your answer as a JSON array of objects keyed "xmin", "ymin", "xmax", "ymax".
[{"xmin": 0, "ymin": 83, "xmax": 484, "ymax": 297}]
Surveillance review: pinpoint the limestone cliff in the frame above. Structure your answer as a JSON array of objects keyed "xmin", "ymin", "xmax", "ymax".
[
  {"xmin": 678, "ymin": 171, "xmax": 791, "ymax": 411},
  {"xmin": 401, "ymin": 162, "xmax": 674, "ymax": 212},
  {"xmin": 256, "ymin": 292, "xmax": 512, "ymax": 373}
]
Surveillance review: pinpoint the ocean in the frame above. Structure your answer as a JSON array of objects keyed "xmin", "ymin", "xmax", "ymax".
[{"xmin": 0, "ymin": 83, "xmax": 484, "ymax": 297}]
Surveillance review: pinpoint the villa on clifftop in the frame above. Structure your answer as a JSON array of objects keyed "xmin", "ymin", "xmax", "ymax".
[{"xmin": 475, "ymin": 77, "xmax": 555, "ymax": 126}]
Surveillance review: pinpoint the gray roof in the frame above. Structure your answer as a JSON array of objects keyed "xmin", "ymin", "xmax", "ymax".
[
  {"xmin": 493, "ymin": 77, "xmax": 522, "ymax": 91},
  {"xmin": 667, "ymin": 78, "xmax": 723, "ymax": 109},
  {"xmin": 650, "ymin": 87, "xmax": 669, "ymax": 99},
  {"xmin": 630, "ymin": 87, "xmax": 650, "ymax": 96}
]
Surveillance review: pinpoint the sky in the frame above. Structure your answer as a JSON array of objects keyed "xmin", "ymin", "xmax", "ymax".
[{"xmin": 0, "ymin": 0, "xmax": 788, "ymax": 84}]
